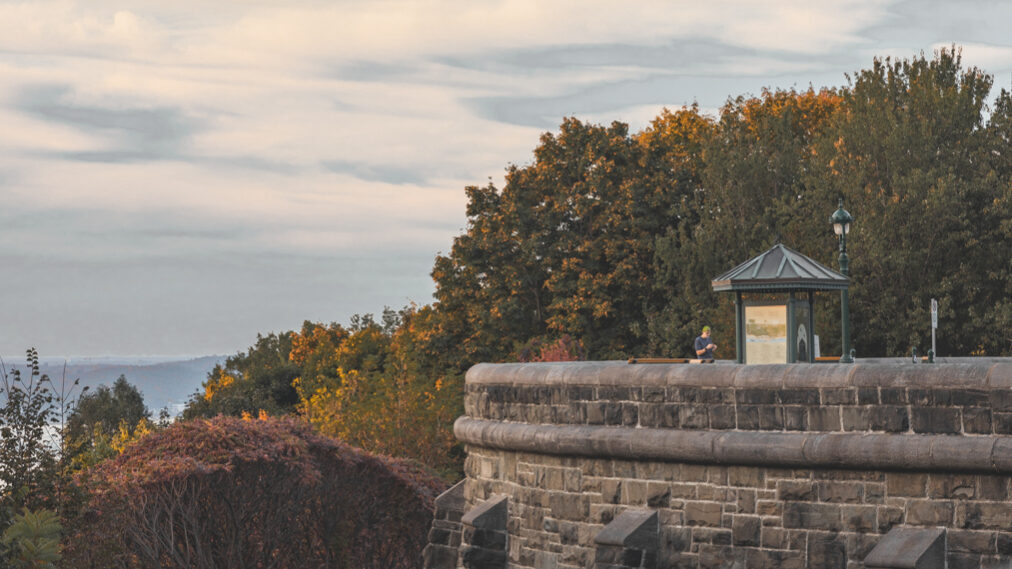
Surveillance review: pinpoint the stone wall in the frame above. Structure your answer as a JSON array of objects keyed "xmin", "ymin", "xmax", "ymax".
[{"xmin": 429, "ymin": 361, "xmax": 1012, "ymax": 569}]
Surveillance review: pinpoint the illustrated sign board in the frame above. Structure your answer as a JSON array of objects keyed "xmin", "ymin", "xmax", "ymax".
[{"xmin": 745, "ymin": 304, "xmax": 788, "ymax": 364}]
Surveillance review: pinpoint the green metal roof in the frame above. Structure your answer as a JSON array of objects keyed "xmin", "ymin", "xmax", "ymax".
[{"xmin": 711, "ymin": 243, "xmax": 848, "ymax": 293}]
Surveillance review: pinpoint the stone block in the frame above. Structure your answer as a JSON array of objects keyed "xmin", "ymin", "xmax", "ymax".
[
  {"xmin": 737, "ymin": 406, "xmax": 760, "ymax": 430},
  {"xmin": 842, "ymin": 505, "xmax": 877, "ymax": 532},
  {"xmin": 865, "ymin": 483, "xmax": 886, "ymax": 504},
  {"xmin": 887, "ymin": 472, "xmax": 928, "ymax": 497},
  {"xmin": 959, "ymin": 502, "xmax": 1012, "ymax": 530},
  {"xmin": 778, "ymin": 480, "xmax": 816, "ymax": 501},
  {"xmin": 727, "ymin": 466, "xmax": 762, "ymax": 488},
  {"xmin": 821, "ymin": 388, "xmax": 856, "ymax": 405},
  {"xmin": 952, "ymin": 388, "xmax": 990, "ymax": 406},
  {"xmin": 989, "ymin": 390, "xmax": 1012, "ymax": 412},
  {"xmin": 809, "ymin": 407, "xmax": 842, "ymax": 431},
  {"xmin": 731, "ymin": 515, "xmax": 761, "ymax": 546},
  {"xmin": 977, "ymin": 476, "xmax": 1009, "ymax": 501},
  {"xmin": 846, "ymin": 533, "xmax": 880, "ymax": 562},
  {"xmin": 621, "ymin": 403, "xmax": 639, "ymax": 426},
  {"xmin": 781, "ymin": 388, "xmax": 820, "ymax": 405},
  {"xmin": 549, "ymin": 492, "xmax": 589, "ymax": 520},
  {"xmin": 818, "ymin": 481, "xmax": 864, "ymax": 503},
  {"xmin": 646, "ymin": 482, "xmax": 670, "ymax": 508},
  {"xmin": 461, "ymin": 546, "xmax": 507, "ymax": 569},
  {"xmin": 622, "ymin": 481, "xmax": 647, "ymax": 506},
  {"xmin": 994, "ymin": 413, "xmax": 1012, "ymax": 435},
  {"xmin": 927, "ymin": 474, "xmax": 976, "ymax": 500},
  {"xmin": 423, "ymin": 544, "xmax": 460, "ymax": 569},
  {"xmin": 684, "ymin": 501, "xmax": 723, "ymax": 527},
  {"xmin": 864, "ymin": 527, "xmax": 944, "ymax": 569},
  {"xmin": 678, "ymin": 405, "xmax": 708, "ymax": 429},
  {"xmin": 758, "ymin": 406, "xmax": 784, "ymax": 430},
  {"xmin": 947, "ymin": 529, "xmax": 995, "ymax": 554},
  {"xmin": 911, "ymin": 407, "xmax": 961, "ymax": 434},
  {"xmin": 947, "ymin": 552, "xmax": 985, "ymax": 569},
  {"xmin": 708, "ymin": 405, "xmax": 736, "ymax": 429},
  {"xmin": 880, "ymin": 387, "xmax": 907, "ymax": 405},
  {"xmin": 905, "ymin": 500, "xmax": 954, "ymax": 526},
  {"xmin": 740, "ymin": 485, "xmax": 756, "ymax": 512},
  {"xmin": 784, "ymin": 406, "xmax": 807, "ymax": 430},
  {"xmin": 963, "ymin": 407, "xmax": 993, "ymax": 434},
  {"xmin": 736, "ymin": 388, "xmax": 779, "ymax": 405},
  {"xmin": 783, "ymin": 502, "xmax": 842, "ymax": 531},
  {"xmin": 807, "ymin": 533, "xmax": 847, "ymax": 569},
  {"xmin": 998, "ymin": 533, "xmax": 1012, "ymax": 555},
  {"xmin": 761, "ymin": 526, "xmax": 788, "ymax": 549},
  {"xmin": 637, "ymin": 404, "xmax": 663, "ymax": 428},
  {"xmin": 878, "ymin": 506, "xmax": 904, "ymax": 533},
  {"xmin": 858, "ymin": 387, "xmax": 880, "ymax": 405}
]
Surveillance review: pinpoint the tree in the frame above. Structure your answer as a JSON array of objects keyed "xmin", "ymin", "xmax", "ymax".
[
  {"xmin": 64, "ymin": 375, "xmax": 149, "ymax": 460},
  {"xmin": 810, "ymin": 48, "xmax": 1010, "ymax": 356},
  {"xmin": 183, "ymin": 332, "xmax": 300, "ymax": 419},
  {"xmin": 650, "ymin": 88, "xmax": 842, "ymax": 357},
  {"xmin": 296, "ymin": 307, "xmax": 464, "ymax": 477},
  {"xmin": 433, "ymin": 113, "xmax": 715, "ymax": 362}
]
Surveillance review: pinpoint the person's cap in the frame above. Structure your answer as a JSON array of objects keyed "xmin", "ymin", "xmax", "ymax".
[{"xmin": 702, "ymin": 326, "xmax": 711, "ymax": 332}]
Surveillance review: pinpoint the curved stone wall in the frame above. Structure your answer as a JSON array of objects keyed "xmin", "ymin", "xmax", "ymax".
[{"xmin": 439, "ymin": 361, "xmax": 1012, "ymax": 569}]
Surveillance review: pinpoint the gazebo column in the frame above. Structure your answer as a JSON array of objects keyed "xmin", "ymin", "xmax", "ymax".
[
  {"xmin": 808, "ymin": 291, "xmax": 816, "ymax": 362},
  {"xmin": 735, "ymin": 291, "xmax": 744, "ymax": 364}
]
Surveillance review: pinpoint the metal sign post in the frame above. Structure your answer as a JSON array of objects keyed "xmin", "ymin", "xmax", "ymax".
[{"xmin": 930, "ymin": 298, "xmax": 938, "ymax": 357}]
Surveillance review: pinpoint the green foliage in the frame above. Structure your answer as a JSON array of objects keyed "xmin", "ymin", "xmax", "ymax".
[
  {"xmin": 2, "ymin": 509, "xmax": 61, "ymax": 569},
  {"xmin": 811, "ymin": 48, "xmax": 1011, "ymax": 355},
  {"xmin": 0, "ymin": 350, "xmax": 61, "ymax": 509},
  {"xmin": 183, "ymin": 332, "xmax": 301, "ymax": 419},
  {"xmin": 64, "ymin": 375, "xmax": 150, "ymax": 469}
]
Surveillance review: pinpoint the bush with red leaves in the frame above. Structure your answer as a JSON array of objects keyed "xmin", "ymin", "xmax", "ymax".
[{"xmin": 63, "ymin": 416, "xmax": 446, "ymax": 569}]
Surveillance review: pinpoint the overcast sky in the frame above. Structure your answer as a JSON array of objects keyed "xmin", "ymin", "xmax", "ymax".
[{"xmin": 2, "ymin": 0, "xmax": 1011, "ymax": 357}]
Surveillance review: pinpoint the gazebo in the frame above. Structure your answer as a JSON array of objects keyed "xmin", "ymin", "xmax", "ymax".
[{"xmin": 711, "ymin": 243, "xmax": 848, "ymax": 364}]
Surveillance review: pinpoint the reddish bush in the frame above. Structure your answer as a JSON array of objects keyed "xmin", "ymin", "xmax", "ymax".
[{"xmin": 64, "ymin": 416, "xmax": 446, "ymax": 569}]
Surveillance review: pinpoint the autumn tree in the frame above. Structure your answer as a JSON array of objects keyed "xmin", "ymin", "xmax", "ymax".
[
  {"xmin": 183, "ymin": 332, "xmax": 300, "ymax": 419},
  {"xmin": 433, "ymin": 112, "xmax": 714, "ymax": 362}
]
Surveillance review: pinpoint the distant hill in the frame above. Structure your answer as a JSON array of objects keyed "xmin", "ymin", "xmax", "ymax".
[{"xmin": 1, "ymin": 355, "xmax": 226, "ymax": 417}]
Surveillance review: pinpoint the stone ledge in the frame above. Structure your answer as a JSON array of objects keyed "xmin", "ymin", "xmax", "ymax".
[
  {"xmin": 465, "ymin": 361, "xmax": 1012, "ymax": 390},
  {"xmin": 455, "ymin": 418, "xmax": 1012, "ymax": 473}
]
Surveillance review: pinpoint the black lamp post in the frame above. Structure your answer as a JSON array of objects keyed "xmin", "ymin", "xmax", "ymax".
[{"xmin": 831, "ymin": 199, "xmax": 855, "ymax": 363}]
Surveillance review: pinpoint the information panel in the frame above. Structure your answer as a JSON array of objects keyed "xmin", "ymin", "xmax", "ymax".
[{"xmin": 745, "ymin": 304, "xmax": 788, "ymax": 364}]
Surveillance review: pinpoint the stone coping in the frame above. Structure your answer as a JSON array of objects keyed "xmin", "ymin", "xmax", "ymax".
[
  {"xmin": 465, "ymin": 361, "xmax": 1012, "ymax": 389},
  {"xmin": 455, "ymin": 417, "xmax": 1012, "ymax": 473}
]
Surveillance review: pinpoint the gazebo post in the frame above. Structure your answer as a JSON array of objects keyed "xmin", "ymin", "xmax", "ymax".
[
  {"xmin": 735, "ymin": 291, "xmax": 744, "ymax": 364},
  {"xmin": 808, "ymin": 291, "xmax": 816, "ymax": 362}
]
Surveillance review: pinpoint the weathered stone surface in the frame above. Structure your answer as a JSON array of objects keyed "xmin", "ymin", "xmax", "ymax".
[
  {"xmin": 864, "ymin": 527, "xmax": 945, "ymax": 569},
  {"xmin": 731, "ymin": 515, "xmax": 760, "ymax": 546},
  {"xmin": 783, "ymin": 502, "xmax": 842, "ymax": 531},
  {"xmin": 906, "ymin": 500, "xmax": 954, "ymax": 526},
  {"xmin": 451, "ymin": 361, "xmax": 1012, "ymax": 569}
]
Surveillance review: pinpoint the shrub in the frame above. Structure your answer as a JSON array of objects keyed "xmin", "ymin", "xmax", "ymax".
[{"xmin": 64, "ymin": 416, "xmax": 446, "ymax": 569}]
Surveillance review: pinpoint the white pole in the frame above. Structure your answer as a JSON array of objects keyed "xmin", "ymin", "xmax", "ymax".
[{"xmin": 930, "ymin": 298, "xmax": 938, "ymax": 356}]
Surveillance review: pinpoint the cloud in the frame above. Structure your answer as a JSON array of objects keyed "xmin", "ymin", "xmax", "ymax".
[{"xmin": 15, "ymin": 83, "xmax": 203, "ymax": 161}]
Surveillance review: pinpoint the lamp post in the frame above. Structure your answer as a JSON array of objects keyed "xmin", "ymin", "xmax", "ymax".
[{"xmin": 831, "ymin": 199, "xmax": 855, "ymax": 363}]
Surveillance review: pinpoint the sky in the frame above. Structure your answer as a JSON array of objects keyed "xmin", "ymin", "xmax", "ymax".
[{"xmin": 2, "ymin": 0, "xmax": 1012, "ymax": 357}]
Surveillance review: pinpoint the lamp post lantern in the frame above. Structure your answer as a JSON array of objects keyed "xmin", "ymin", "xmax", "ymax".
[{"xmin": 830, "ymin": 199, "xmax": 855, "ymax": 363}]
